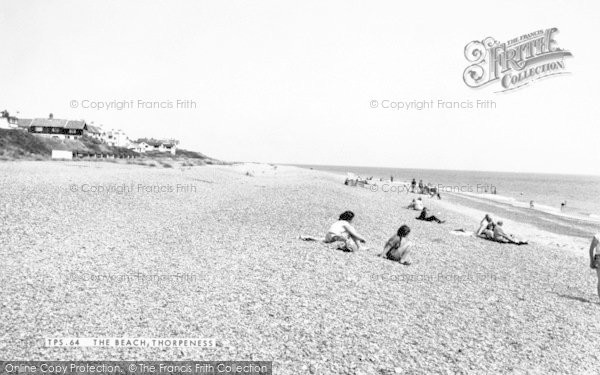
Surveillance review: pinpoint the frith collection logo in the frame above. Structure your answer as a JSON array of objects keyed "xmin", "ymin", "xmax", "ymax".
[{"xmin": 463, "ymin": 28, "xmax": 572, "ymax": 92}]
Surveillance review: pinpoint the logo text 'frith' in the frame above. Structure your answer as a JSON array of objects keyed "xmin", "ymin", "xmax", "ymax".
[{"xmin": 463, "ymin": 28, "xmax": 572, "ymax": 92}]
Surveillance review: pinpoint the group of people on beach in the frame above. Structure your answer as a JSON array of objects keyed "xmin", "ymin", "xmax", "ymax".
[
  {"xmin": 475, "ymin": 214, "xmax": 528, "ymax": 245},
  {"xmin": 345, "ymin": 175, "xmax": 445, "ymax": 201},
  {"xmin": 322, "ymin": 177, "xmax": 456, "ymax": 262},
  {"xmin": 410, "ymin": 178, "xmax": 442, "ymax": 199},
  {"xmin": 303, "ymin": 179, "xmax": 600, "ymax": 301},
  {"xmin": 317, "ymin": 210, "xmax": 414, "ymax": 265},
  {"xmin": 312, "ymin": 210, "xmax": 600, "ymax": 300},
  {"xmin": 324, "ymin": 174, "xmax": 600, "ymax": 300},
  {"xmin": 313, "ymin": 209, "xmax": 525, "ymax": 266},
  {"xmin": 407, "ymin": 198, "xmax": 445, "ymax": 224}
]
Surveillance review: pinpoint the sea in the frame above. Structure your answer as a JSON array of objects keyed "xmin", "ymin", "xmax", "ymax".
[{"xmin": 293, "ymin": 164, "xmax": 600, "ymax": 240}]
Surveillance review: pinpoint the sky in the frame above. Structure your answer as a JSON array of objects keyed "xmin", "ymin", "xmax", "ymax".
[{"xmin": 1, "ymin": 0, "xmax": 599, "ymax": 175}]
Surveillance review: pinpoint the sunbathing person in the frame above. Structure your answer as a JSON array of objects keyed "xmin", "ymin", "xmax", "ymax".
[
  {"xmin": 493, "ymin": 221, "xmax": 528, "ymax": 245},
  {"xmin": 479, "ymin": 222, "xmax": 495, "ymax": 239},
  {"xmin": 379, "ymin": 225, "xmax": 413, "ymax": 265},
  {"xmin": 323, "ymin": 210, "xmax": 366, "ymax": 252},
  {"xmin": 416, "ymin": 207, "xmax": 445, "ymax": 224},
  {"xmin": 476, "ymin": 214, "xmax": 495, "ymax": 238},
  {"xmin": 406, "ymin": 197, "xmax": 424, "ymax": 211}
]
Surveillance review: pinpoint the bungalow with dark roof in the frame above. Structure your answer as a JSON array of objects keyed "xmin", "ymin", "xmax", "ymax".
[
  {"xmin": 64, "ymin": 120, "xmax": 88, "ymax": 139},
  {"xmin": 29, "ymin": 116, "xmax": 88, "ymax": 139}
]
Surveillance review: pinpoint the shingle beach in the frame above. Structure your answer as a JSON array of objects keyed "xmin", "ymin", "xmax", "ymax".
[{"xmin": 1, "ymin": 161, "xmax": 599, "ymax": 374}]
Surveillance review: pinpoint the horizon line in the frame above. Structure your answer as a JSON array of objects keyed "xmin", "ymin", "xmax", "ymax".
[{"xmin": 283, "ymin": 162, "xmax": 600, "ymax": 178}]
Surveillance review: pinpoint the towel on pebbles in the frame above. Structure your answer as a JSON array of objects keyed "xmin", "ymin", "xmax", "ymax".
[{"xmin": 450, "ymin": 229, "xmax": 474, "ymax": 237}]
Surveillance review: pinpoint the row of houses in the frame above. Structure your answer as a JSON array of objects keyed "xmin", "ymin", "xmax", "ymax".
[
  {"xmin": 0, "ymin": 111, "xmax": 178, "ymax": 155},
  {"xmin": 129, "ymin": 138, "xmax": 179, "ymax": 154}
]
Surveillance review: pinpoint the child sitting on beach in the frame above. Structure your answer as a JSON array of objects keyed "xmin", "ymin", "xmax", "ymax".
[
  {"xmin": 416, "ymin": 207, "xmax": 445, "ymax": 224},
  {"xmin": 379, "ymin": 225, "xmax": 413, "ymax": 265},
  {"xmin": 323, "ymin": 211, "xmax": 367, "ymax": 252}
]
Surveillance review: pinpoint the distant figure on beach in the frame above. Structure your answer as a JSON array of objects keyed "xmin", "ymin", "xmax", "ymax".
[
  {"xmin": 561, "ymin": 201, "xmax": 567, "ymax": 211},
  {"xmin": 589, "ymin": 234, "xmax": 600, "ymax": 301},
  {"xmin": 324, "ymin": 211, "xmax": 367, "ymax": 252},
  {"xmin": 476, "ymin": 214, "xmax": 495, "ymax": 239},
  {"xmin": 416, "ymin": 208, "xmax": 445, "ymax": 224},
  {"xmin": 423, "ymin": 183, "xmax": 433, "ymax": 195},
  {"xmin": 406, "ymin": 197, "xmax": 424, "ymax": 211},
  {"xmin": 418, "ymin": 179, "xmax": 424, "ymax": 194},
  {"xmin": 429, "ymin": 185, "xmax": 441, "ymax": 199},
  {"xmin": 530, "ymin": 200, "xmax": 535, "ymax": 208},
  {"xmin": 493, "ymin": 221, "xmax": 528, "ymax": 245},
  {"xmin": 411, "ymin": 178, "xmax": 417, "ymax": 193},
  {"xmin": 492, "ymin": 186, "xmax": 497, "ymax": 194},
  {"xmin": 390, "ymin": 175, "xmax": 394, "ymax": 182},
  {"xmin": 379, "ymin": 225, "xmax": 413, "ymax": 265}
]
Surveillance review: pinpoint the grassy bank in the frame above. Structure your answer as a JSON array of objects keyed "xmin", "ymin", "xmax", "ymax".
[{"xmin": 0, "ymin": 129, "xmax": 223, "ymax": 167}]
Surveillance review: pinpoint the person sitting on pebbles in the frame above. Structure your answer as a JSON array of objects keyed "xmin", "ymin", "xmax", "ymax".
[
  {"xmin": 476, "ymin": 214, "xmax": 496, "ymax": 239},
  {"xmin": 323, "ymin": 210, "xmax": 367, "ymax": 252},
  {"xmin": 379, "ymin": 225, "xmax": 413, "ymax": 265},
  {"xmin": 406, "ymin": 197, "xmax": 424, "ymax": 211},
  {"xmin": 493, "ymin": 221, "xmax": 528, "ymax": 245},
  {"xmin": 416, "ymin": 207, "xmax": 445, "ymax": 224}
]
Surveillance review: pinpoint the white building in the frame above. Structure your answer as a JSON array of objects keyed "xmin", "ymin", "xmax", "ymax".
[
  {"xmin": 102, "ymin": 129, "xmax": 130, "ymax": 147},
  {"xmin": 86, "ymin": 125, "xmax": 103, "ymax": 141},
  {"xmin": 0, "ymin": 117, "xmax": 14, "ymax": 129},
  {"xmin": 0, "ymin": 110, "xmax": 18, "ymax": 129},
  {"xmin": 133, "ymin": 139, "xmax": 178, "ymax": 155},
  {"xmin": 51, "ymin": 150, "xmax": 73, "ymax": 160},
  {"xmin": 127, "ymin": 141, "xmax": 149, "ymax": 153}
]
